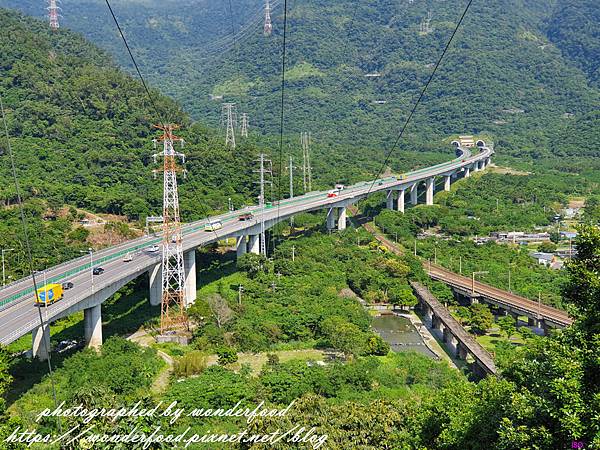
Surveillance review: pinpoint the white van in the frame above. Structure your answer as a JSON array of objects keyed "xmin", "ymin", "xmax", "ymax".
[{"xmin": 205, "ymin": 221, "xmax": 223, "ymax": 231}]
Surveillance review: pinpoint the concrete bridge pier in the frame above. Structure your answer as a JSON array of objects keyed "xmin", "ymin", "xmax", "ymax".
[
  {"xmin": 326, "ymin": 208, "xmax": 336, "ymax": 230},
  {"xmin": 386, "ymin": 190, "xmax": 394, "ymax": 210},
  {"xmin": 248, "ymin": 234, "xmax": 260, "ymax": 254},
  {"xmin": 432, "ymin": 314, "xmax": 441, "ymax": 330},
  {"xmin": 410, "ymin": 183, "xmax": 418, "ymax": 205},
  {"xmin": 338, "ymin": 207, "xmax": 347, "ymax": 231},
  {"xmin": 444, "ymin": 175, "xmax": 451, "ymax": 191},
  {"xmin": 149, "ymin": 263, "xmax": 162, "ymax": 306},
  {"xmin": 456, "ymin": 342, "xmax": 469, "ymax": 360},
  {"xmin": 540, "ymin": 320, "xmax": 549, "ymax": 336},
  {"xmin": 396, "ymin": 189, "xmax": 405, "ymax": 213},
  {"xmin": 32, "ymin": 323, "xmax": 50, "ymax": 361},
  {"xmin": 442, "ymin": 326, "xmax": 452, "ymax": 343},
  {"xmin": 464, "ymin": 167, "xmax": 471, "ymax": 178},
  {"xmin": 184, "ymin": 249, "xmax": 197, "ymax": 307},
  {"xmin": 84, "ymin": 303, "xmax": 102, "ymax": 349},
  {"xmin": 448, "ymin": 333, "xmax": 458, "ymax": 353},
  {"xmin": 236, "ymin": 235, "xmax": 247, "ymax": 259},
  {"xmin": 425, "ymin": 178, "xmax": 434, "ymax": 205},
  {"xmin": 510, "ymin": 312, "xmax": 521, "ymax": 327}
]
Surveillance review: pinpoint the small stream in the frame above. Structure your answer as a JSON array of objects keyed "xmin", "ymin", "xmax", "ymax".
[{"xmin": 372, "ymin": 314, "xmax": 437, "ymax": 359}]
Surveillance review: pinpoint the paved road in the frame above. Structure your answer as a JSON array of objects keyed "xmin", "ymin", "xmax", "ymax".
[{"xmin": 0, "ymin": 146, "xmax": 492, "ymax": 345}]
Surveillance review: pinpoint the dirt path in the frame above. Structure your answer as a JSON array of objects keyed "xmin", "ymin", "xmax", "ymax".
[{"xmin": 127, "ymin": 329, "xmax": 174, "ymax": 393}]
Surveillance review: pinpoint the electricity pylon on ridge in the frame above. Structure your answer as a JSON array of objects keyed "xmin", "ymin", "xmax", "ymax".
[
  {"xmin": 420, "ymin": 11, "xmax": 434, "ymax": 34},
  {"xmin": 222, "ymin": 103, "xmax": 237, "ymax": 148},
  {"xmin": 48, "ymin": 0, "xmax": 60, "ymax": 30},
  {"xmin": 301, "ymin": 132, "xmax": 312, "ymax": 192},
  {"xmin": 254, "ymin": 154, "xmax": 272, "ymax": 256},
  {"xmin": 152, "ymin": 124, "xmax": 188, "ymax": 334},
  {"xmin": 264, "ymin": 0, "xmax": 273, "ymax": 36},
  {"xmin": 240, "ymin": 113, "xmax": 249, "ymax": 138}
]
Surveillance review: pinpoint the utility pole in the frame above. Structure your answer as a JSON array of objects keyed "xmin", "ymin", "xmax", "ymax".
[
  {"xmin": 240, "ymin": 113, "xmax": 249, "ymax": 138},
  {"xmin": 222, "ymin": 103, "xmax": 237, "ymax": 149},
  {"xmin": 264, "ymin": 0, "xmax": 273, "ymax": 36},
  {"xmin": 291, "ymin": 246, "xmax": 295, "ymax": 262},
  {"xmin": 301, "ymin": 132, "xmax": 312, "ymax": 192},
  {"xmin": 48, "ymin": 0, "xmax": 60, "ymax": 30},
  {"xmin": 414, "ymin": 240, "xmax": 417, "ymax": 256},
  {"xmin": 1, "ymin": 248, "xmax": 14, "ymax": 287},
  {"xmin": 255, "ymin": 153, "xmax": 272, "ymax": 256},
  {"xmin": 286, "ymin": 154, "xmax": 296, "ymax": 228},
  {"xmin": 152, "ymin": 124, "xmax": 188, "ymax": 334},
  {"xmin": 238, "ymin": 285, "xmax": 244, "ymax": 305}
]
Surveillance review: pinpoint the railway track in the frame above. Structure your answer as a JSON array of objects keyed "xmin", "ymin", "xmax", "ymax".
[{"xmin": 427, "ymin": 264, "xmax": 572, "ymax": 327}]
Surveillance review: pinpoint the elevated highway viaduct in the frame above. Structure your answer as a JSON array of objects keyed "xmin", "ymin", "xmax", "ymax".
[{"xmin": 0, "ymin": 143, "xmax": 494, "ymax": 359}]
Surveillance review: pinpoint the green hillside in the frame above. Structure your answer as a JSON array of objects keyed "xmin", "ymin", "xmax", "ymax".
[
  {"xmin": 0, "ymin": 9, "xmax": 268, "ymax": 222},
  {"xmin": 547, "ymin": 0, "xmax": 600, "ymax": 87},
  {"xmin": 2, "ymin": 0, "xmax": 599, "ymax": 166}
]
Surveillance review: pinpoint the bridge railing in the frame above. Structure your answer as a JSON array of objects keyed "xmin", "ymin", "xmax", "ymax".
[{"xmin": 0, "ymin": 148, "xmax": 491, "ymax": 312}]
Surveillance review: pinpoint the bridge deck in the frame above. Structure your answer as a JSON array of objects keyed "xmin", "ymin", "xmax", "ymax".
[
  {"xmin": 411, "ymin": 281, "xmax": 497, "ymax": 375},
  {"xmin": 427, "ymin": 264, "xmax": 572, "ymax": 327}
]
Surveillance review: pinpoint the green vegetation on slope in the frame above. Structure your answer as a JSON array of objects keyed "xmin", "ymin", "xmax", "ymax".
[
  {"xmin": 6, "ymin": 0, "xmax": 600, "ymax": 167},
  {"xmin": 188, "ymin": 227, "xmax": 424, "ymax": 355}
]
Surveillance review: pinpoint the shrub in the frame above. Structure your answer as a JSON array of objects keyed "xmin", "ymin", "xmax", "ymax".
[
  {"xmin": 173, "ymin": 351, "xmax": 208, "ymax": 377},
  {"xmin": 217, "ymin": 346, "xmax": 238, "ymax": 365}
]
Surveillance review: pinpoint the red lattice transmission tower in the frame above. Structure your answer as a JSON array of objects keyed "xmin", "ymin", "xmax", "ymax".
[
  {"xmin": 152, "ymin": 124, "xmax": 188, "ymax": 333},
  {"xmin": 48, "ymin": 0, "xmax": 60, "ymax": 30}
]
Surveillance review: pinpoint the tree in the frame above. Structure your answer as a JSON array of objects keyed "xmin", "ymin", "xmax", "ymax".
[
  {"xmin": 469, "ymin": 304, "xmax": 494, "ymax": 335},
  {"xmin": 237, "ymin": 253, "xmax": 270, "ymax": 278},
  {"xmin": 562, "ymin": 225, "xmax": 600, "ymax": 331},
  {"xmin": 455, "ymin": 306, "xmax": 472, "ymax": 325},
  {"xmin": 388, "ymin": 284, "xmax": 418, "ymax": 309},
  {"xmin": 322, "ymin": 317, "xmax": 365, "ymax": 358},
  {"xmin": 365, "ymin": 334, "xmax": 390, "ymax": 356},
  {"xmin": 497, "ymin": 315, "xmax": 516, "ymax": 340},
  {"xmin": 205, "ymin": 293, "xmax": 234, "ymax": 329},
  {"xmin": 216, "ymin": 346, "xmax": 238, "ymax": 365},
  {"xmin": 538, "ymin": 241, "xmax": 557, "ymax": 253}
]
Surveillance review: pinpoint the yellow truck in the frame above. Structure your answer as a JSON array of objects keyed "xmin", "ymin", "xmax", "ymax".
[{"xmin": 35, "ymin": 284, "xmax": 63, "ymax": 306}]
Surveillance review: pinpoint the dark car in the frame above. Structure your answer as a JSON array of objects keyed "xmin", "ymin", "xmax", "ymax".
[
  {"xmin": 61, "ymin": 282, "xmax": 74, "ymax": 290},
  {"xmin": 238, "ymin": 213, "xmax": 254, "ymax": 221},
  {"xmin": 92, "ymin": 267, "xmax": 105, "ymax": 275}
]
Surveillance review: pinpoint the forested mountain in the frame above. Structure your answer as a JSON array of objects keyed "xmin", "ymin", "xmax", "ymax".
[
  {"xmin": 0, "ymin": 7, "xmax": 462, "ymax": 225},
  {"xmin": 2, "ymin": 0, "xmax": 599, "ymax": 163},
  {"xmin": 546, "ymin": 0, "xmax": 600, "ymax": 88},
  {"xmin": 0, "ymin": 9, "xmax": 271, "ymax": 222}
]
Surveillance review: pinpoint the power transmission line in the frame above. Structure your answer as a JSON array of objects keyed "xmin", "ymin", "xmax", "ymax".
[
  {"xmin": 272, "ymin": 0, "xmax": 289, "ymax": 257},
  {"xmin": 104, "ymin": 0, "xmax": 165, "ymax": 125},
  {"xmin": 1, "ymin": 93, "xmax": 61, "ymax": 433},
  {"xmin": 365, "ymin": 0, "xmax": 474, "ymax": 197}
]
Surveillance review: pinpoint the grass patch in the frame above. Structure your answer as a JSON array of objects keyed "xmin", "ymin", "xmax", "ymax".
[{"xmin": 476, "ymin": 330, "xmax": 525, "ymax": 353}]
